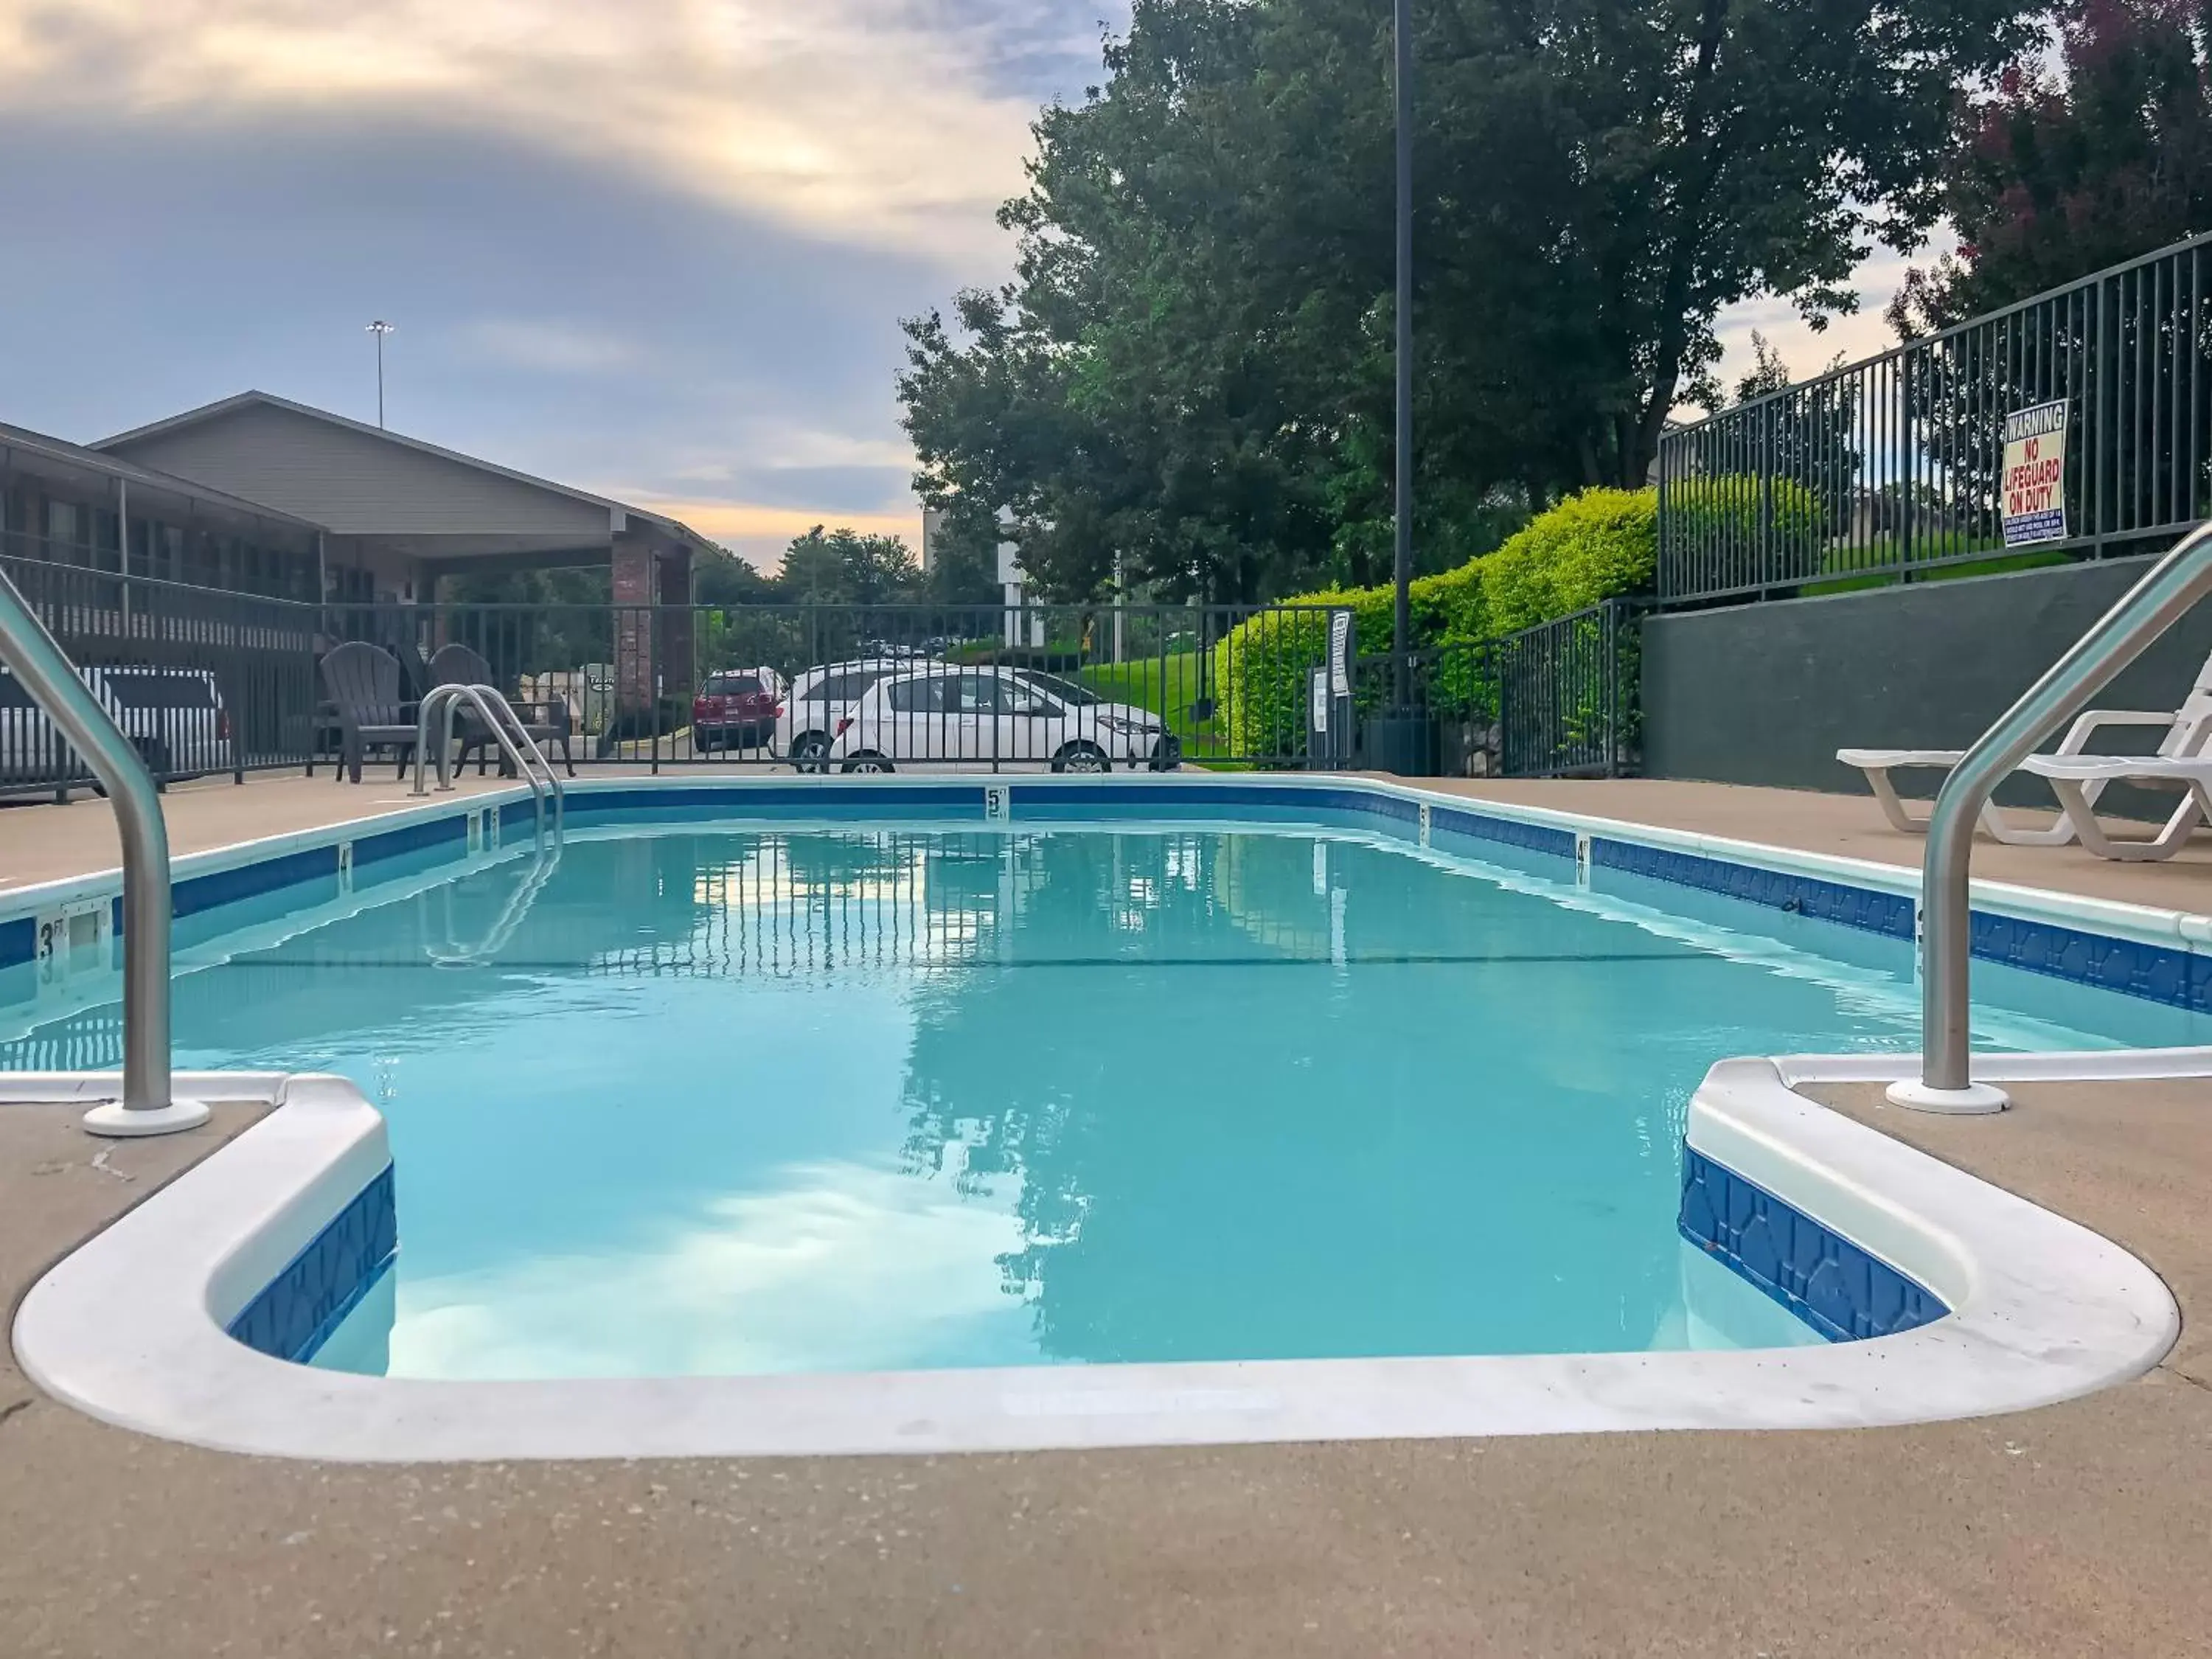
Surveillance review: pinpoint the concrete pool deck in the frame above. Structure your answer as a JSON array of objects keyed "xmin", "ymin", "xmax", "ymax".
[
  {"xmin": 4, "ymin": 771, "xmax": 2212, "ymax": 1655},
  {"xmin": 3, "ymin": 1077, "xmax": 2211, "ymax": 1657}
]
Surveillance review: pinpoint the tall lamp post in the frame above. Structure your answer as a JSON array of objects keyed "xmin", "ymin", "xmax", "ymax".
[
  {"xmin": 1391, "ymin": 0, "xmax": 1413, "ymax": 713},
  {"xmin": 366, "ymin": 319, "xmax": 396, "ymax": 428}
]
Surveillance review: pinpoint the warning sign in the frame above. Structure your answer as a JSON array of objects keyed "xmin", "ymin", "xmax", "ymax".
[{"xmin": 2001, "ymin": 400, "xmax": 2068, "ymax": 547}]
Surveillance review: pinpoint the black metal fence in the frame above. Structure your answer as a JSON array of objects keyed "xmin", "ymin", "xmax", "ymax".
[
  {"xmin": 0, "ymin": 571, "xmax": 1636, "ymax": 789},
  {"xmin": 1349, "ymin": 600, "xmax": 1640, "ymax": 779},
  {"xmin": 1658, "ymin": 230, "xmax": 2212, "ymax": 606},
  {"xmin": 0, "ymin": 545, "xmax": 319, "ymax": 799},
  {"xmin": 332, "ymin": 598, "xmax": 1342, "ymax": 771}
]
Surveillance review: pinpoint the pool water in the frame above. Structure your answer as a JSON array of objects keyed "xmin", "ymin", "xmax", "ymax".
[{"xmin": 11, "ymin": 819, "xmax": 2199, "ymax": 1379}]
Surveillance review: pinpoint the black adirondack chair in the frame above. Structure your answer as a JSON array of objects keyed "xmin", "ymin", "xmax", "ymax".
[
  {"xmin": 317, "ymin": 641, "xmax": 417, "ymax": 784},
  {"xmin": 426, "ymin": 643, "xmax": 576, "ymax": 777}
]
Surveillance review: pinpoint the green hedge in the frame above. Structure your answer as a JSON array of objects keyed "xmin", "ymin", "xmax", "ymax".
[{"xmin": 1212, "ymin": 479, "xmax": 1814, "ymax": 757}]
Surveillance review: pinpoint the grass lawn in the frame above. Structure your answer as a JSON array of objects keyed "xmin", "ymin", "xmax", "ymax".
[
  {"xmin": 1078, "ymin": 655, "xmax": 1251, "ymax": 767},
  {"xmin": 1798, "ymin": 540, "xmax": 2073, "ymax": 597}
]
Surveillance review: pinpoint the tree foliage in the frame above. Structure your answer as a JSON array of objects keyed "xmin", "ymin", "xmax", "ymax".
[
  {"xmin": 774, "ymin": 526, "xmax": 923, "ymax": 605},
  {"xmin": 900, "ymin": 0, "xmax": 2035, "ymax": 605},
  {"xmin": 1892, "ymin": 0, "xmax": 2212, "ymax": 335}
]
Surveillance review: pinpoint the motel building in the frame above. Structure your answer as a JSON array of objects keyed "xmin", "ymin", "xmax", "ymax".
[{"xmin": 0, "ymin": 391, "xmax": 718, "ymax": 712}]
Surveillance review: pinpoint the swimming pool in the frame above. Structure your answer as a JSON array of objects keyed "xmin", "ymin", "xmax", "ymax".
[{"xmin": 5, "ymin": 777, "xmax": 2191, "ymax": 1457}]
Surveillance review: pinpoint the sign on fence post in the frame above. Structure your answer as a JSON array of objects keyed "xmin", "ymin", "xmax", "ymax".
[
  {"xmin": 1308, "ymin": 609, "xmax": 1357, "ymax": 770},
  {"xmin": 2001, "ymin": 400, "xmax": 2069, "ymax": 547},
  {"xmin": 1328, "ymin": 610, "xmax": 1353, "ymax": 697}
]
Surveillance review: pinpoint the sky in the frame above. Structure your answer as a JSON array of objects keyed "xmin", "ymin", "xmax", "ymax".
[{"xmin": 0, "ymin": 0, "xmax": 1919, "ymax": 571}]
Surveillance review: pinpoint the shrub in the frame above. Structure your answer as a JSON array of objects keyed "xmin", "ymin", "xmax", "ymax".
[
  {"xmin": 1211, "ymin": 485, "xmax": 1652, "ymax": 754},
  {"xmin": 1660, "ymin": 475, "xmax": 1825, "ymax": 578},
  {"xmin": 1473, "ymin": 487, "xmax": 1657, "ymax": 636},
  {"xmin": 1209, "ymin": 476, "xmax": 1818, "ymax": 756},
  {"xmin": 1211, "ymin": 560, "xmax": 1487, "ymax": 762}
]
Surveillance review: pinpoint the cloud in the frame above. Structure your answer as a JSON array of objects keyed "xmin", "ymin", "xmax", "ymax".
[
  {"xmin": 1709, "ymin": 228, "xmax": 1961, "ymax": 397},
  {"xmin": 642, "ymin": 497, "xmax": 919, "ymax": 546},
  {"xmin": 459, "ymin": 318, "xmax": 643, "ymax": 375},
  {"xmin": 0, "ymin": 1, "xmax": 1110, "ymax": 265}
]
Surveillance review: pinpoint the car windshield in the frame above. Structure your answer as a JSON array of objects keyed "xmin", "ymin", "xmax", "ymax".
[
  {"xmin": 1017, "ymin": 671, "xmax": 1100, "ymax": 707},
  {"xmin": 703, "ymin": 675, "xmax": 762, "ymax": 696}
]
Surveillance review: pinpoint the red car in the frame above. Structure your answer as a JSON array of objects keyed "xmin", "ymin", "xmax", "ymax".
[{"xmin": 692, "ymin": 667, "xmax": 786, "ymax": 753}]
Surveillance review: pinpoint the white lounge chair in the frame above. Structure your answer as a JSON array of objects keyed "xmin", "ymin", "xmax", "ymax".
[
  {"xmin": 2017, "ymin": 753, "xmax": 2212, "ymax": 861},
  {"xmin": 1839, "ymin": 648, "xmax": 2212, "ymax": 847}
]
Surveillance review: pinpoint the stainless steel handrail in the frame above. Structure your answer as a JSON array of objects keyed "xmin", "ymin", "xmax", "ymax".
[
  {"xmin": 1898, "ymin": 518, "xmax": 2212, "ymax": 1114},
  {"xmin": 410, "ymin": 684, "xmax": 565, "ymax": 835},
  {"xmin": 442, "ymin": 683, "xmax": 568, "ymax": 820},
  {"xmin": 0, "ymin": 568, "xmax": 208, "ymax": 1135}
]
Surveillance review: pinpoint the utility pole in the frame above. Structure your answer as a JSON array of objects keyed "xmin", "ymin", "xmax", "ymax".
[
  {"xmin": 1392, "ymin": 0, "xmax": 1414, "ymax": 709},
  {"xmin": 366, "ymin": 320, "xmax": 396, "ymax": 428}
]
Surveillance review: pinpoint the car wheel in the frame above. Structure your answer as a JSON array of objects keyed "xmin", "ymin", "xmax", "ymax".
[
  {"xmin": 841, "ymin": 752, "xmax": 894, "ymax": 774},
  {"xmin": 790, "ymin": 732, "xmax": 831, "ymax": 773},
  {"xmin": 1053, "ymin": 741, "xmax": 1110, "ymax": 774}
]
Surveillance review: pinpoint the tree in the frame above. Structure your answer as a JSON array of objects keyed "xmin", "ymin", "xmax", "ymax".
[
  {"xmin": 774, "ymin": 526, "xmax": 922, "ymax": 605},
  {"xmin": 1891, "ymin": 0, "xmax": 2212, "ymax": 336},
  {"xmin": 901, "ymin": 0, "xmax": 2037, "ymax": 605},
  {"xmin": 439, "ymin": 564, "xmax": 612, "ymax": 675},
  {"xmin": 1719, "ymin": 331, "xmax": 1861, "ymax": 533},
  {"xmin": 693, "ymin": 546, "xmax": 775, "ymax": 606}
]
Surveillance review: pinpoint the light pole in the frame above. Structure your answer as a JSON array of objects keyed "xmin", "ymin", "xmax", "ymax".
[
  {"xmin": 366, "ymin": 319, "xmax": 396, "ymax": 428},
  {"xmin": 1391, "ymin": 0, "xmax": 1413, "ymax": 711}
]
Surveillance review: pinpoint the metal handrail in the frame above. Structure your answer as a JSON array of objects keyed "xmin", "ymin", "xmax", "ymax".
[
  {"xmin": 1899, "ymin": 519, "xmax": 2212, "ymax": 1113},
  {"xmin": 411, "ymin": 683, "xmax": 565, "ymax": 835},
  {"xmin": 0, "ymin": 568, "xmax": 207, "ymax": 1135},
  {"xmin": 441, "ymin": 684, "xmax": 565, "ymax": 823}
]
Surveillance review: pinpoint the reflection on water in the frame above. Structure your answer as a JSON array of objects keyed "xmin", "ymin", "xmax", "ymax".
[{"xmin": 16, "ymin": 821, "xmax": 2147, "ymax": 1377}]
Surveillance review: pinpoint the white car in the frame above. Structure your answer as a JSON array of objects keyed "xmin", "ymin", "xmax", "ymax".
[
  {"xmin": 0, "ymin": 664, "xmax": 234, "ymax": 787},
  {"xmin": 824, "ymin": 664, "xmax": 1180, "ymax": 773},
  {"xmin": 776, "ymin": 658, "xmax": 926, "ymax": 772}
]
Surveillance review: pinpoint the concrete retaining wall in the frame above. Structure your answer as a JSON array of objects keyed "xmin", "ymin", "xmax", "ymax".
[{"xmin": 1641, "ymin": 556, "xmax": 2212, "ymax": 809}]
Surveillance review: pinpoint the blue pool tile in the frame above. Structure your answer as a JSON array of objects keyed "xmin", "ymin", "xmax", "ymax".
[
  {"xmin": 227, "ymin": 1164, "xmax": 398, "ymax": 1364},
  {"xmin": 354, "ymin": 814, "xmax": 468, "ymax": 866},
  {"xmin": 1430, "ymin": 805, "xmax": 1576, "ymax": 860},
  {"xmin": 566, "ymin": 783, "xmax": 984, "ymax": 821},
  {"xmin": 172, "ymin": 845, "xmax": 336, "ymax": 919},
  {"xmin": 1591, "ymin": 839, "xmax": 1916, "ymax": 940},
  {"xmin": 0, "ymin": 916, "xmax": 32, "ymax": 971},
  {"xmin": 1678, "ymin": 1150, "xmax": 1947, "ymax": 1343},
  {"xmin": 1585, "ymin": 832, "xmax": 2212, "ymax": 1012}
]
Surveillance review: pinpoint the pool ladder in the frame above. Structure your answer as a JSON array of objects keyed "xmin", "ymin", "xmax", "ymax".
[{"xmin": 410, "ymin": 684, "xmax": 566, "ymax": 838}]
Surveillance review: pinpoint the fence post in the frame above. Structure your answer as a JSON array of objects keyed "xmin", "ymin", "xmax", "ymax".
[
  {"xmin": 1899, "ymin": 352, "xmax": 1916, "ymax": 582},
  {"xmin": 1758, "ymin": 400, "xmax": 1775, "ymax": 599}
]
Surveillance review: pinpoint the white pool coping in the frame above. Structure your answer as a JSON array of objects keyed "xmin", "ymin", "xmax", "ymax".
[
  {"xmin": 2, "ymin": 774, "xmax": 2197, "ymax": 1460},
  {"xmin": 8, "ymin": 1046, "xmax": 2185, "ymax": 1461}
]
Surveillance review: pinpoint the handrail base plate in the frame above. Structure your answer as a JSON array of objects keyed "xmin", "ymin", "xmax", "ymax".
[
  {"xmin": 1885, "ymin": 1078, "xmax": 2010, "ymax": 1116},
  {"xmin": 83, "ymin": 1099, "xmax": 214, "ymax": 1138}
]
